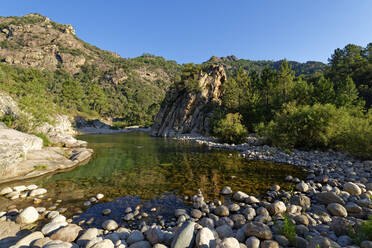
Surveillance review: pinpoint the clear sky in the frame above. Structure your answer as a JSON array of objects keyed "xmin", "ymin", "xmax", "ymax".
[{"xmin": 1, "ymin": 0, "xmax": 371, "ymax": 64}]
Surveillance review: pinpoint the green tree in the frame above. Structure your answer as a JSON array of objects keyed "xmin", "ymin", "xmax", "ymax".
[
  {"xmin": 86, "ymin": 83, "xmax": 108, "ymax": 115},
  {"xmin": 222, "ymin": 78, "xmax": 240, "ymax": 110},
  {"xmin": 61, "ymin": 79, "xmax": 84, "ymax": 110},
  {"xmin": 276, "ymin": 59, "xmax": 295, "ymax": 105},
  {"xmin": 289, "ymin": 79, "xmax": 314, "ymax": 106},
  {"xmin": 335, "ymin": 76, "xmax": 361, "ymax": 107},
  {"xmin": 212, "ymin": 113, "xmax": 248, "ymax": 144},
  {"xmin": 313, "ymin": 76, "xmax": 336, "ymax": 104}
]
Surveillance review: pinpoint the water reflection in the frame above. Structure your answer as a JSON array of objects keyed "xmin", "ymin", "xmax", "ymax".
[{"xmin": 0, "ymin": 132, "xmax": 305, "ymax": 217}]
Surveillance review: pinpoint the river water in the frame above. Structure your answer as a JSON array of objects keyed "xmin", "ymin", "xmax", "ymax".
[{"xmin": 0, "ymin": 132, "xmax": 305, "ymax": 223}]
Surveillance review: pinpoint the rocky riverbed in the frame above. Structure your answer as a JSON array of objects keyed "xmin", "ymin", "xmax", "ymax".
[{"xmin": 0, "ymin": 133, "xmax": 371, "ymax": 248}]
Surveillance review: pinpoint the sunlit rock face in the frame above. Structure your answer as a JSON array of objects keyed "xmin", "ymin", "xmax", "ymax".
[{"xmin": 151, "ymin": 64, "xmax": 226, "ymax": 137}]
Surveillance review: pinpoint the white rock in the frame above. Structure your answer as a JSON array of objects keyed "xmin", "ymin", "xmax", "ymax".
[
  {"xmin": 0, "ymin": 187, "xmax": 12, "ymax": 195},
  {"xmin": 196, "ymin": 227, "xmax": 216, "ymax": 248},
  {"xmin": 16, "ymin": 206, "xmax": 39, "ymax": 224},
  {"xmin": 51, "ymin": 215, "xmax": 66, "ymax": 223},
  {"xmin": 219, "ymin": 237, "xmax": 240, "ymax": 248},
  {"xmin": 27, "ymin": 184, "xmax": 38, "ymax": 190},
  {"xmin": 96, "ymin": 193, "xmax": 104, "ymax": 200},
  {"xmin": 13, "ymin": 185, "xmax": 27, "ymax": 192},
  {"xmin": 41, "ymin": 221, "xmax": 68, "ymax": 235},
  {"xmin": 29, "ymin": 188, "xmax": 47, "ymax": 197}
]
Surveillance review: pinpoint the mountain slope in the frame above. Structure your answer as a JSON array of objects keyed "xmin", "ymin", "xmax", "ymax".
[{"xmin": 0, "ymin": 13, "xmax": 181, "ymax": 126}]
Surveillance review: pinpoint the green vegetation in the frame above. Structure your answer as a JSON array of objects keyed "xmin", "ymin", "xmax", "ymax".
[
  {"xmin": 0, "ymin": 14, "xmax": 45, "ymax": 30},
  {"xmin": 277, "ymin": 214, "xmax": 296, "ymax": 243},
  {"xmin": 209, "ymin": 45, "xmax": 372, "ymax": 158},
  {"xmin": 32, "ymin": 133, "xmax": 52, "ymax": 147},
  {"xmin": 350, "ymin": 215, "xmax": 372, "ymax": 245},
  {"xmin": 33, "ymin": 165, "xmax": 48, "ymax": 171},
  {"xmin": 212, "ymin": 113, "xmax": 247, "ymax": 144},
  {"xmin": 174, "ymin": 63, "xmax": 202, "ymax": 92},
  {"xmin": 0, "ymin": 114, "xmax": 15, "ymax": 128},
  {"xmin": 207, "ymin": 56, "xmax": 326, "ymax": 78},
  {"xmin": 57, "ymin": 45, "xmax": 86, "ymax": 57}
]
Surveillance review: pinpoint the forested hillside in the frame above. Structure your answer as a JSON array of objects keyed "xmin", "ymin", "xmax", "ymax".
[{"xmin": 0, "ymin": 13, "xmax": 181, "ymax": 127}]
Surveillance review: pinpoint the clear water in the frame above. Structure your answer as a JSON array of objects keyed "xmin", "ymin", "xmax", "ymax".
[{"xmin": 0, "ymin": 132, "xmax": 305, "ymax": 217}]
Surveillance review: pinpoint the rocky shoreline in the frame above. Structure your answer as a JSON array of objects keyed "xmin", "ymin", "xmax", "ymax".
[{"xmin": 0, "ymin": 133, "xmax": 371, "ymax": 247}]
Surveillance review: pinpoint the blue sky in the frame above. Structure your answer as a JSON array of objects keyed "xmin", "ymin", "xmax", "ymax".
[{"xmin": 1, "ymin": 1, "xmax": 371, "ymax": 64}]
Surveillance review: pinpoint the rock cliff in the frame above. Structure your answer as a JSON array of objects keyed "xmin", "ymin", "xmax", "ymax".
[
  {"xmin": 0, "ymin": 92, "xmax": 92, "ymax": 182},
  {"xmin": 151, "ymin": 65, "xmax": 226, "ymax": 137}
]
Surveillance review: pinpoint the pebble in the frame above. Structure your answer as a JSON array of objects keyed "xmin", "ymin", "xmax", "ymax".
[
  {"xmin": 102, "ymin": 208, "xmax": 111, "ymax": 216},
  {"xmin": 96, "ymin": 193, "xmax": 104, "ymax": 199}
]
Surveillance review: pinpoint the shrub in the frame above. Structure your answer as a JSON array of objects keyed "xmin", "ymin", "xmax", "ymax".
[
  {"xmin": 212, "ymin": 113, "xmax": 248, "ymax": 144},
  {"xmin": 257, "ymin": 103, "xmax": 341, "ymax": 149},
  {"xmin": 332, "ymin": 109, "xmax": 372, "ymax": 159},
  {"xmin": 350, "ymin": 215, "xmax": 372, "ymax": 245},
  {"xmin": 0, "ymin": 114, "xmax": 16, "ymax": 128},
  {"xmin": 281, "ymin": 214, "xmax": 296, "ymax": 243},
  {"xmin": 257, "ymin": 103, "xmax": 372, "ymax": 159}
]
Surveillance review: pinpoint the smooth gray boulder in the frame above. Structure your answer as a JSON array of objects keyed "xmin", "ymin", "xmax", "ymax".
[{"xmin": 171, "ymin": 221, "xmax": 195, "ymax": 248}]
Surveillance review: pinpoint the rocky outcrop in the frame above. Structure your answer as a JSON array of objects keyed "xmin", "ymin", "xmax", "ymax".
[
  {"xmin": 0, "ymin": 123, "xmax": 43, "ymax": 177},
  {"xmin": 0, "ymin": 92, "xmax": 92, "ymax": 183},
  {"xmin": 0, "ymin": 123, "xmax": 93, "ymax": 183},
  {"xmin": 0, "ymin": 91, "xmax": 20, "ymax": 117},
  {"xmin": 151, "ymin": 65, "xmax": 226, "ymax": 137},
  {"xmin": 35, "ymin": 115, "xmax": 87, "ymax": 148}
]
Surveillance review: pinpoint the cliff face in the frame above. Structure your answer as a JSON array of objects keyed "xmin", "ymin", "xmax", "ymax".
[{"xmin": 151, "ymin": 65, "xmax": 226, "ymax": 137}]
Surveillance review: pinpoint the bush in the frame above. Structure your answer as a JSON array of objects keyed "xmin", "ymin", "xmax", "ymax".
[
  {"xmin": 257, "ymin": 103, "xmax": 341, "ymax": 149},
  {"xmin": 257, "ymin": 103, "xmax": 372, "ymax": 159},
  {"xmin": 0, "ymin": 114, "xmax": 16, "ymax": 128},
  {"xmin": 280, "ymin": 214, "xmax": 296, "ymax": 243},
  {"xmin": 332, "ymin": 109, "xmax": 372, "ymax": 159},
  {"xmin": 212, "ymin": 113, "xmax": 248, "ymax": 144},
  {"xmin": 350, "ymin": 215, "xmax": 372, "ymax": 245}
]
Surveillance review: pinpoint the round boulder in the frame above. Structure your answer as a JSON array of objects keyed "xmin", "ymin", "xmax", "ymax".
[
  {"xmin": 327, "ymin": 203, "xmax": 347, "ymax": 217},
  {"xmin": 102, "ymin": 219, "xmax": 118, "ymax": 231},
  {"xmin": 268, "ymin": 201, "xmax": 286, "ymax": 215},
  {"xmin": 344, "ymin": 182, "xmax": 362, "ymax": 195},
  {"xmin": 16, "ymin": 206, "xmax": 39, "ymax": 224},
  {"xmin": 245, "ymin": 222, "xmax": 272, "ymax": 240}
]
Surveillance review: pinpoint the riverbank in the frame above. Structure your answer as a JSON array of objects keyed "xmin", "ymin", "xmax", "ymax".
[{"xmin": 0, "ymin": 132, "xmax": 371, "ymax": 248}]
